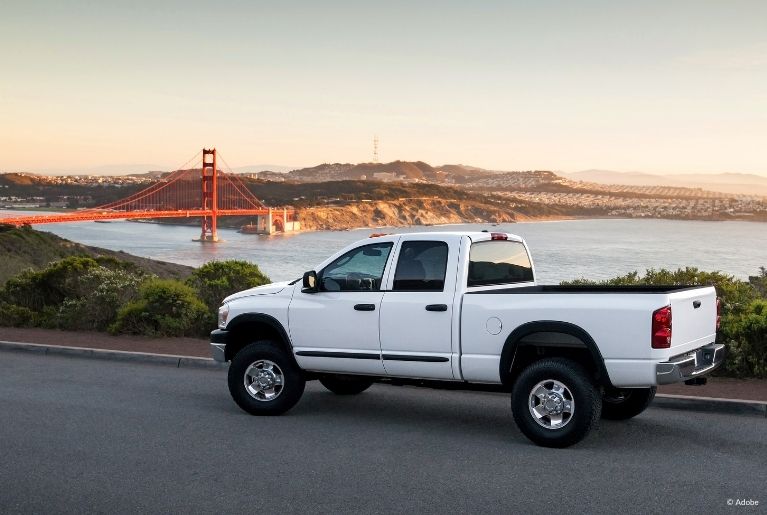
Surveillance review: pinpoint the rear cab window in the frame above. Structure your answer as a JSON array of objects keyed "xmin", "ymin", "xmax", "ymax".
[
  {"xmin": 468, "ymin": 240, "xmax": 534, "ymax": 287},
  {"xmin": 392, "ymin": 241, "xmax": 449, "ymax": 291}
]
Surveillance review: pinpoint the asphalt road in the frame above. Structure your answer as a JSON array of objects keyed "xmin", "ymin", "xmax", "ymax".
[{"xmin": 1, "ymin": 351, "xmax": 765, "ymax": 514}]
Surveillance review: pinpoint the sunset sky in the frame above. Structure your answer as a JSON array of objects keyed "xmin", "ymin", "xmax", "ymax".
[{"xmin": 1, "ymin": 0, "xmax": 766, "ymax": 175}]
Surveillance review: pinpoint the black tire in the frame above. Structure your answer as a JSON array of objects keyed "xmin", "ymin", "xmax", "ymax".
[
  {"xmin": 601, "ymin": 387, "xmax": 656, "ymax": 420},
  {"xmin": 511, "ymin": 358, "xmax": 602, "ymax": 448},
  {"xmin": 319, "ymin": 375, "xmax": 374, "ymax": 395},
  {"xmin": 227, "ymin": 340, "xmax": 305, "ymax": 416}
]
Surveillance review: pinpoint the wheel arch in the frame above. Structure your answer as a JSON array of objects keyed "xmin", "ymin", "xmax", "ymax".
[
  {"xmin": 224, "ymin": 313, "xmax": 296, "ymax": 365},
  {"xmin": 499, "ymin": 320, "xmax": 613, "ymax": 388}
]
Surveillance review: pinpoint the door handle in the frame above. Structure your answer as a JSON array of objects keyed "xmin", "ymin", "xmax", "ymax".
[
  {"xmin": 354, "ymin": 304, "xmax": 376, "ymax": 311},
  {"xmin": 425, "ymin": 304, "xmax": 448, "ymax": 312}
]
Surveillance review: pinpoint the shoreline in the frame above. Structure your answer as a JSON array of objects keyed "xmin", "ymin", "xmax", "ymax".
[{"xmin": 2, "ymin": 209, "xmax": 766, "ymax": 236}]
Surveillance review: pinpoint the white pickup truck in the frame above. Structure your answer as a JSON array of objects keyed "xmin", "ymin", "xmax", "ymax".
[{"xmin": 211, "ymin": 231, "xmax": 724, "ymax": 447}]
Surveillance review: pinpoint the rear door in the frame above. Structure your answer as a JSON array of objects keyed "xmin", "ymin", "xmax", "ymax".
[{"xmin": 379, "ymin": 235, "xmax": 459, "ymax": 379}]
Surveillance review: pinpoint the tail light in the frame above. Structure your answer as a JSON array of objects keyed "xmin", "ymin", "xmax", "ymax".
[
  {"xmin": 652, "ymin": 305, "xmax": 672, "ymax": 349},
  {"xmin": 716, "ymin": 297, "xmax": 721, "ymax": 331}
]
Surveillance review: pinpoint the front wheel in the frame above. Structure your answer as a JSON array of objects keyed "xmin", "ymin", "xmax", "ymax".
[
  {"xmin": 228, "ymin": 340, "xmax": 305, "ymax": 416},
  {"xmin": 601, "ymin": 387, "xmax": 656, "ymax": 420},
  {"xmin": 511, "ymin": 358, "xmax": 602, "ymax": 448},
  {"xmin": 319, "ymin": 375, "xmax": 374, "ymax": 395}
]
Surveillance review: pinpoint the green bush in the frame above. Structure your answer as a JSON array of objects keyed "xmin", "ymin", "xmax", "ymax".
[
  {"xmin": 187, "ymin": 260, "xmax": 271, "ymax": 326},
  {"xmin": 749, "ymin": 267, "xmax": 767, "ymax": 298},
  {"xmin": 720, "ymin": 299, "xmax": 767, "ymax": 378},
  {"xmin": 0, "ymin": 302, "xmax": 38, "ymax": 327},
  {"xmin": 0, "ymin": 257, "xmax": 146, "ymax": 331},
  {"xmin": 56, "ymin": 267, "xmax": 145, "ymax": 331},
  {"xmin": 4, "ymin": 256, "xmax": 101, "ymax": 310},
  {"xmin": 110, "ymin": 278, "xmax": 209, "ymax": 337}
]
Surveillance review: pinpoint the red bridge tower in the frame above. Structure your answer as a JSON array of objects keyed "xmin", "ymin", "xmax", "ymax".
[{"xmin": 200, "ymin": 148, "xmax": 218, "ymax": 242}]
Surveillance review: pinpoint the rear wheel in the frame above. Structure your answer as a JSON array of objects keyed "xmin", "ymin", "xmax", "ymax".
[
  {"xmin": 319, "ymin": 375, "xmax": 374, "ymax": 395},
  {"xmin": 511, "ymin": 358, "xmax": 601, "ymax": 448},
  {"xmin": 601, "ymin": 387, "xmax": 656, "ymax": 420},
  {"xmin": 228, "ymin": 340, "xmax": 305, "ymax": 416}
]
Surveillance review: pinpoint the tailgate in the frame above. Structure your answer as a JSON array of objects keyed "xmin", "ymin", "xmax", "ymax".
[{"xmin": 668, "ymin": 287, "xmax": 717, "ymax": 351}]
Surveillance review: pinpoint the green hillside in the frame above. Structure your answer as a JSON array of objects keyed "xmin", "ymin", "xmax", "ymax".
[{"xmin": 0, "ymin": 224, "xmax": 192, "ymax": 284}]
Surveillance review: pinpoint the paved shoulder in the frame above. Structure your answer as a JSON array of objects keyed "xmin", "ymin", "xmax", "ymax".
[{"xmin": 1, "ymin": 352, "xmax": 765, "ymax": 514}]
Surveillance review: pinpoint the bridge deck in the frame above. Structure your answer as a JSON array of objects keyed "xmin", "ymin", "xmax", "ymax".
[{"xmin": 0, "ymin": 209, "xmax": 288, "ymax": 226}]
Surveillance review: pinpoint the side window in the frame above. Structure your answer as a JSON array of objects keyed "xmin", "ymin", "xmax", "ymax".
[
  {"xmin": 393, "ymin": 241, "xmax": 448, "ymax": 292},
  {"xmin": 468, "ymin": 241, "xmax": 533, "ymax": 287},
  {"xmin": 320, "ymin": 242, "xmax": 393, "ymax": 292}
]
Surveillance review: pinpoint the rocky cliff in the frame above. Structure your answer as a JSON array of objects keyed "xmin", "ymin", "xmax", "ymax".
[{"xmin": 297, "ymin": 198, "xmax": 564, "ymax": 231}]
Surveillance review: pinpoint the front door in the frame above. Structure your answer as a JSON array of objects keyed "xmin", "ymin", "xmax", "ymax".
[
  {"xmin": 380, "ymin": 237, "xmax": 458, "ymax": 379},
  {"xmin": 289, "ymin": 241, "xmax": 394, "ymax": 375}
]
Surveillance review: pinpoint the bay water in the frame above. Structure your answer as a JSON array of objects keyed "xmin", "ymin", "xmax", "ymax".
[{"xmin": 3, "ymin": 211, "xmax": 765, "ymax": 284}]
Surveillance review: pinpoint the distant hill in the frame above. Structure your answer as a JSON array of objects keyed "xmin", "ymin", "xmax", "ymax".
[
  {"xmin": 231, "ymin": 164, "xmax": 297, "ymax": 174},
  {"xmin": 285, "ymin": 161, "xmax": 444, "ymax": 181},
  {"xmin": 0, "ymin": 173, "xmax": 39, "ymax": 186},
  {"xmin": 126, "ymin": 170, "xmax": 168, "ymax": 178},
  {"xmin": 0, "ymin": 164, "xmax": 168, "ymax": 176},
  {"xmin": 437, "ymin": 164, "xmax": 495, "ymax": 179},
  {"xmin": 348, "ymin": 161, "xmax": 439, "ymax": 180},
  {"xmin": 0, "ymin": 225, "xmax": 193, "ymax": 284},
  {"xmin": 566, "ymin": 170, "xmax": 767, "ymax": 197},
  {"xmin": 80, "ymin": 164, "xmax": 168, "ymax": 175},
  {"xmin": 282, "ymin": 161, "xmax": 515, "ymax": 184}
]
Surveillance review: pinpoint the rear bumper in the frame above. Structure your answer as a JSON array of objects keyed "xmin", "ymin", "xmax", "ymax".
[
  {"xmin": 210, "ymin": 329, "xmax": 229, "ymax": 362},
  {"xmin": 656, "ymin": 343, "xmax": 725, "ymax": 385}
]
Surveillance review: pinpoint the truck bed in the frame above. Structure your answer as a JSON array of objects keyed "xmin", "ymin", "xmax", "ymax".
[
  {"xmin": 468, "ymin": 285, "xmax": 707, "ymax": 294},
  {"xmin": 460, "ymin": 284, "xmax": 718, "ymax": 387}
]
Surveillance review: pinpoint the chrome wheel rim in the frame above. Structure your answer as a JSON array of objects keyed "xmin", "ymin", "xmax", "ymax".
[
  {"xmin": 528, "ymin": 379, "xmax": 575, "ymax": 429},
  {"xmin": 244, "ymin": 360, "xmax": 284, "ymax": 402}
]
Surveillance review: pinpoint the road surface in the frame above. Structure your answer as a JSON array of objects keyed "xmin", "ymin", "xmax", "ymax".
[{"xmin": 1, "ymin": 351, "xmax": 764, "ymax": 514}]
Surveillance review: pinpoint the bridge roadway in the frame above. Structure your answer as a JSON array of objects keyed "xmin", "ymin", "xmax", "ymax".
[
  {"xmin": 0, "ymin": 208, "xmax": 278, "ymax": 226},
  {"xmin": 0, "ymin": 350, "xmax": 765, "ymax": 514}
]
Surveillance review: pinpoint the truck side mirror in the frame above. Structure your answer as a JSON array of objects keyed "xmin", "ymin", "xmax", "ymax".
[{"xmin": 302, "ymin": 270, "xmax": 319, "ymax": 293}]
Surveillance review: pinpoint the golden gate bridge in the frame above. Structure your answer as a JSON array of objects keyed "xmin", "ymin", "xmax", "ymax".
[{"xmin": 0, "ymin": 149, "xmax": 298, "ymax": 242}]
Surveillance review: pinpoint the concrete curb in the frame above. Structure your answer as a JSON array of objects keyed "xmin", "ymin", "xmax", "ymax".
[
  {"xmin": 0, "ymin": 340, "xmax": 227, "ymax": 370},
  {"xmin": 654, "ymin": 393, "xmax": 767, "ymax": 418},
  {"xmin": 1, "ymin": 340, "xmax": 765, "ymax": 416}
]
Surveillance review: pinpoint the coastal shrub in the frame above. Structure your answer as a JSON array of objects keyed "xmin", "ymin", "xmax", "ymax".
[
  {"xmin": 56, "ymin": 267, "xmax": 145, "ymax": 331},
  {"xmin": 110, "ymin": 279, "xmax": 208, "ymax": 337},
  {"xmin": 187, "ymin": 260, "xmax": 271, "ymax": 324},
  {"xmin": 750, "ymin": 267, "xmax": 767, "ymax": 298},
  {"xmin": 0, "ymin": 302, "xmax": 37, "ymax": 327},
  {"xmin": 720, "ymin": 300, "xmax": 767, "ymax": 378},
  {"xmin": 4, "ymin": 256, "xmax": 101, "ymax": 310}
]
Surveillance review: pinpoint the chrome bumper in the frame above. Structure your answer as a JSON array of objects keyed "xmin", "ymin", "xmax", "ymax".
[
  {"xmin": 656, "ymin": 343, "xmax": 725, "ymax": 385},
  {"xmin": 210, "ymin": 329, "xmax": 229, "ymax": 362}
]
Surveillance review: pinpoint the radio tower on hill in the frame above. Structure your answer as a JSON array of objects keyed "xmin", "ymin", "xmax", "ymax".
[{"xmin": 373, "ymin": 135, "xmax": 379, "ymax": 163}]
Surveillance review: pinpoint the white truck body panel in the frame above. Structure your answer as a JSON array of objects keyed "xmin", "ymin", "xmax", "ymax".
[
  {"xmin": 460, "ymin": 287, "xmax": 716, "ymax": 387},
  {"xmin": 218, "ymin": 231, "xmax": 721, "ymax": 389}
]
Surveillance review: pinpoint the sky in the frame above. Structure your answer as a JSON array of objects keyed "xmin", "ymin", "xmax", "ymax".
[{"xmin": 1, "ymin": 0, "xmax": 766, "ymax": 175}]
